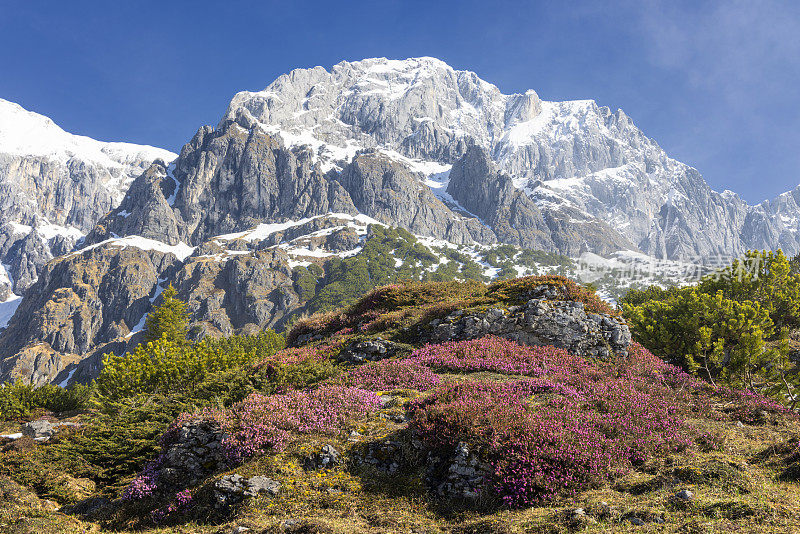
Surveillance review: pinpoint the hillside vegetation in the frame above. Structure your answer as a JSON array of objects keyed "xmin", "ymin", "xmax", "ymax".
[
  {"xmin": 623, "ymin": 250, "xmax": 800, "ymax": 407},
  {"xmin": 2, "ymin": 268, "xmax": 800, "ymax": 533}
]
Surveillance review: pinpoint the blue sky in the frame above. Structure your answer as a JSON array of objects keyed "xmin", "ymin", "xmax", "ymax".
[{"xmin": 1, "ymin": 0, "xmax": 798, "ymax": 203}]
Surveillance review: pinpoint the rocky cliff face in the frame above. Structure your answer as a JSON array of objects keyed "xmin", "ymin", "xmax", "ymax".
[
  {"xmin": 0, "ymin": 99, "xmax": 176, "ymax": 298},
  {"xmin": 88, "ymin": 115, "xmax": 498, "ymax": 250},
  {"xmin": 223, "ymin": 57, "xmax": 800, "ymax": 260},
  {"xmin": 0, "ymin": 211, "xmax": 379, "ymax": 385}
]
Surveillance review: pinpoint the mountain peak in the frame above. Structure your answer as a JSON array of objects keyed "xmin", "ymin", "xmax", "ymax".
[{"xmin": 0, "ymin": 98, "xmax": 176, "ymax": 166}]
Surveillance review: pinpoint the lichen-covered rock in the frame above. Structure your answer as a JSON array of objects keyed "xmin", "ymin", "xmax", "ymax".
[
  {"xmin": 213, "ymin": 474, "xmax": 281, "ymax": 508},
  {"xmin": 338, "ymin": 337, "xmax": 399, "ymax": 363},
  {"xmin": 159, "ymin": 420, "xmax": 229, "ymax": 488},
  {"xmin": 428, "ymin": 297, "xmax": 630, "ymax": 359},
  {"xmin": 21, "ymin": 419, "xmax": 55, "ymax": 440},
  {"xmin": 358, "ymin": 440, "xmax": 405, "ymax": 475},
  {"xmin": 304, "ymin": 444, "xmax": 341, "ymax": 470},
  {"xmin": 426, "ymin": 442, "xmax": 492, "ymax": 500}
]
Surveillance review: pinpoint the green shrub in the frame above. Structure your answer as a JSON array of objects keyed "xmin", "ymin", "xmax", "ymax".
[
  {"xmin": 144, "ymin": 285, "xmax": 188, "ymax": 343},
  {"xmin": 623, "ymin": 251, "xmax": 800, "ymax": 404},
  {"xmin": 624, "ymin": 288, "xmax": 773, "ymax": 386},
  {"xmin": 94, "ymin": 330, "xmax": 284, "ymax": 405},
  {"xmin": 0, "ymin": 381, "xmax": 90, "ymax": 421},
  {"xmin": 698, "ymin": 250, "xmax": 800, "ymax": 329},
  {"xmin": 190, "ymin": 354, "xmax": 338, "ymax": 406},
  {"xmin": 306, "ymin": 225, "xmax": 488, "ymax": 315},
  {"xmin": 50, "ymin": 394, "xmax": 194, "ymax": 495}
]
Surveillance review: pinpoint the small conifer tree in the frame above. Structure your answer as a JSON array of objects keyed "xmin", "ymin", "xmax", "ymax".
[{"xmin": 144, "ymin": 284, "xmax": 188, "ymax": 343}]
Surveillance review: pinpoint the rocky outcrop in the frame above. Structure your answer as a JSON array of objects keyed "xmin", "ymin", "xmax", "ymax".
[
  {"xmin": 0, "ymin": 224, "xmax": 54, "ymax": 293},
  {"xmin": 339, "ymin": 150, "xmax": 493, "ymax": 245},
  {"xmin": 338, "ymin": 337, "xmax": 399, "ymax": 364},
  {"xmin": 0, "ymin": 239, "xmax": 309, "ymax": 384},
  {"xmin": 213, "ymin": 474, "xmax": 281, "ymax": 509},
  {"xmin": 170, "ymin": 116, "xmax": 357, "ymax": 245},
  {"xmin": 22, "ymin": 419, "xmax": 56, "ymax": 440},
  {"xmin": 447, "ymin": 145, "xmax": 633, "ymax": 255},
  {"xmin": 427, "ymin": 441, "xmax": 492, "ymax": 500},
  {"xmin": 86, "ymin": 162, "xmax": 183, "ymax": 246},
  {"xmin": 159, "ymin": 420, "xmax": 229, "ymax": 488},
  {"xmin": 303, "ymin": 444, "xmax": 341, "ymax": 471},
  {"xmin": 173, "ymin": 248, "xmax": 299, "ymax": 338},
  {"xmin": 427, "ymin": 300, "xmax": 630, "ymax": 359},
  {"xmin": 90, "ymin": 119, "xmax": 497, "ymax": 250}
]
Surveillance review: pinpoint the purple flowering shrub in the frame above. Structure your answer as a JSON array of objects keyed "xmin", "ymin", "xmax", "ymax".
[
  {"xmin": 123, "ymin": 456, "xmax": 164, "ymax": 501},
  {"xmin": 341, "ymin": 358, "xmax": 443, "ymax": 391},
  {"xmin": 409, "ymin": 336, "xmax": 549, "ymax": 376},
  {"xmin": 125, "ymin": 386, "xmax": 381, "ymax": 504},
  {"xmin": 408, "ymin": 338, "xmax": 695, "ymax": 506},
  {"xmin": 624, "ymin": 343, "xmax": 796, "ymax": 424},
  {"xmin": 198, "ymin": 386, "xmax": 382, "ymax": 463},
  {"xmin": 149, "ymin": 489, "xmax": 193, "ymax": 522}
]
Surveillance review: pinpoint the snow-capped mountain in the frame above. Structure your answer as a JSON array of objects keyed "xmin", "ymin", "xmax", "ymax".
[
  {"xmin": 2, "ymin": 56, "xmax": 800, "ymax": 386},
  {"xmin": 0, "ymin": 98, "xmax": 176, "ymax": 297},
  {"xmin": 223, "ymin": 57, "xmax": 800, "ymax": 261}
]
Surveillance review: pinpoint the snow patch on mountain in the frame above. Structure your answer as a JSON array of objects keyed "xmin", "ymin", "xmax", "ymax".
[
  {"xmin": 75, "ymin": 236, "xmax": 195, "ymax": 261},
  {"xmin": 0, "ymin": 294, "xmax": 21, "ymax": 331}
]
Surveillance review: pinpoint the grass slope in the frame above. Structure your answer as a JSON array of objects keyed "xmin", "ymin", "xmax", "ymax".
[{"xmin": 2, "ymin": 277, "xmax": 800, "ymax": 534}]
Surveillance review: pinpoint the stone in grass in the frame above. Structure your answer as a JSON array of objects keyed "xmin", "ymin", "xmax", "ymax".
[
  {"xmin": 621, "ymin": 510, "xmax": 665, "ymax": 526},
  {"xmin": 213, "ymin": 474, "xmax": 281, "ymax": 508},
  {"xmin": 675, "ymin": 489, "xmax": 694, "ymax": 501},
  {"xmin": 22, "ymin": 419, "xmax": 56, "ymax": 441},
  {"xmin": 338, "ymin": 337, "xmax": 397, "ymax": 363},
  {"xmin": 567, "ymin": 507, "xmax": 596, "ymax": 527},
  {"xmin": 304, "ymin": 444, "xmax": 341, "ymax": 470}
]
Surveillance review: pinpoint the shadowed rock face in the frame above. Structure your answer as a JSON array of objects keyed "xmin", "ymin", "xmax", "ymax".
[
  {"xmin": 89, "ymin": 118, "xmax": 500, "ymax": 250},
  {"xmin": 339, "ymin": 149, "xmax": 495, "ymax": 245},
  {"xmin": 0, "ymin": 242, "xmax": 304, "ymax": 385},
  {"xmin": 0, "ymin": 245, "xmax": 177, "ymax": 385}
]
